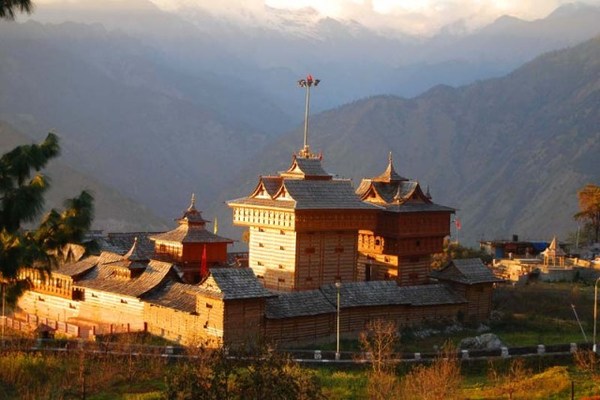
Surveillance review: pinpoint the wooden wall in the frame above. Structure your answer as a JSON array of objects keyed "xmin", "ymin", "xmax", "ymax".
[
  {"xmin": 223, "ymin": 298, "xmax": 266, "ymax": 346},
  {"xmin": 264, "ymin": 302, "xmax": 463, "ymax": 346},
  {"xmin": 296, "ymin": 231, "xmax": 358, "ymax": 290},
  {"xmin": 77, "ymin": 289, "xmax": 146, "ymax": 330},
  {"xmin": 249, "ymin": 226, "xmax": 297, "ymax": 291},
  {"xmin": 18, "ymin": 291, "xmax": 81, "ymax": 322}
]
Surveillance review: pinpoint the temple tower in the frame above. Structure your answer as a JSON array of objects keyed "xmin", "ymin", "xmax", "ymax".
[
  {"xmin": 356, "ymin": 154, "xmax": 454, "ymax": 285},
  {"xmin": 149, "ymin": 195, "xmax": 233, "ymax": 283}
]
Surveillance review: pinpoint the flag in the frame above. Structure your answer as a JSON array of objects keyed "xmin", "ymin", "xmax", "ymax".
[
  {"xmin": 200, "ymin": 245, "xmax": 208, "ymax": 278},
  {"xmin": 455, "ymin": 218, "xmax": 462, "ymax": 230},
  {"xmin": 214, "ymin": 217, "xmax": 218, "ymax": 234}
]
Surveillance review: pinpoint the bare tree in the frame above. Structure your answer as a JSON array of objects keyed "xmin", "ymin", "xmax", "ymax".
[
  {"xmin": 399, "ymin": 342, "xmax": 462, "ymax": 400},
  {"xmin": 488, "ymin": 358, "xmax": 534, "ymax": 400},
  {"xmin": 359, "ymin": 319, "xmax": 400, "ymax": 400}
]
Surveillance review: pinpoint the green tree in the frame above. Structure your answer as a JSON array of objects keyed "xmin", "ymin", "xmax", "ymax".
[
  {"xmin": 574, "ymin": 184, "xmax": 600, "ymax": 244},
  {"xmin": 0, "ymin": 133, "xmax": 94, "ymax": 304},
  {"xmin": 0, "ymin": 0, "xmax": 33, "ymax": 20},
  {"xmin": 431, "ymin": 238, "xmax": 492, "ymax": 269}
]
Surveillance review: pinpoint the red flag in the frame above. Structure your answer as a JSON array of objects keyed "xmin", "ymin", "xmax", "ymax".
[
  {"xmin": 200, "ymin": 245, "xmax": 208, "ymax": 278},
  {"xmin": 455, "ymin": 218, "xmax": 462, "ymax": 230}
]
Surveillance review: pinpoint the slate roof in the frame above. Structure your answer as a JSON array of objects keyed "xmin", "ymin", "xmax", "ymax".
[
  {"xmin": 100, "ymin": 232, "xmax": 158, "ymax": 259},
  {"xmin": 382, "ymin": 202, "xmax": 456, "ymax": 213},
  {"xmin": 195, "ymin": 268, "xmax": 274, "ymax": 300},
  {"xmin": 265, "ymin": 290, "xmax": 335, "ymax": 319},
  {"xmin": 175, "ymin": 194, "xmax": 209, "ymax": 225},
  {"xmin": 320, "ymin": 281, "xmax": 466, "ymax": 308},
  {"xmin": 356, "ymin": 155, "xmax": 454, "ymax": 213},
  {"xmin": 75, "ymin": 259, "xmax": 176, "ymax": 298},
  {"xmin": 280, "ymin": 156, "xmax": 331, "ymax": 179},
  {"xmin": 54, "ymin": 256, "xmax": 99, "ymax": 279},
  {"xmin": 142, "ymin": 280, "xmax": 197, "ymax": 313},
  {"xmin": 265, "ymin": 282, "xmax": 466, "ymax": 319},
  {"xmin": 149, "ymin": 224, "xmax": 233, "ymax": 244},
  {"xmin": 372, "ymin": 154, "xmax": 408, "ymax": 182},
  {"xmin": 430, "ymin": 259, "xmax": 503, "ymax": 285},
  {"xmin": 283, "ymin": 180, "xmax": 379, "ymax": 210},
  {"xmin": 262, "ymin": 177, "xmax": 284, "ymax": 197}
]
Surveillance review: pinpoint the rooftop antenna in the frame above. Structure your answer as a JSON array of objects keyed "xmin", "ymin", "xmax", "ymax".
[{"xmin": 297, "ymin": 74, "xmax": 320, "ymax": 158}]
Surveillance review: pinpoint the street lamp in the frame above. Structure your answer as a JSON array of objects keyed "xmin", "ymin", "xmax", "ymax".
[
  {"xmin": 297, "ymin": 74, "xmax": 320, "ymax": 158},
  {"xmin": 594, "ymin": 277, "xmax": 600, "ymax": 353},
  {"xmin": 335, "ymin": 281, "xmax": 341, "ymax": 360}
]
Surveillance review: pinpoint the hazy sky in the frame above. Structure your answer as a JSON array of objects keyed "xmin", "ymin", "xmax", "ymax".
[{"xmin": 35, "ymin": 0, "xmax": 600, "ymax": 34}]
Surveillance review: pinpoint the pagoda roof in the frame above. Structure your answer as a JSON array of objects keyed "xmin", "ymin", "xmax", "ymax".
[
  {"xmin": 229, "ymin": 155, "xmax": 379, "ymax": 212},
  {"xmin": 230, "ymin": 179, "xmax": 378, "ymax": 211},
  {"xmin": 177, "ymin": 194, "xmax": 209, "ymax": 225},
  {"xmin": 149, "ymin": 195, "xmax": 233, "ymax": 245},
  {"xmin": 149, "ymin": 224, "xmax": 233, "ymax": 244},
  {"xmin": 279, "ymin": 156, "xmax": 332, "ymax": 180},
  {"xmin": 356, "ymin": 152, "xmax": 454, "ymax": 213},
  {"xmin": 372, "ymin": 153, "xmax": 408, "ymax": 183}
]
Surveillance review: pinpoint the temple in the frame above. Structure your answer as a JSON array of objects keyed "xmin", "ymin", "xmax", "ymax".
[
  {"xmin": 13, "ymin": 77, "xmax": 500, "ymax": 347},
  {"xmin": 149, "ymin": 194, "xmax": 233, "ymax": 283},
  {"xmin": 228, "ymin": 153, "xmax": 378, "ymax": 291},
  {"xmin": 356, "ymin": 153, "xmax": 455, "ymax": 285}
]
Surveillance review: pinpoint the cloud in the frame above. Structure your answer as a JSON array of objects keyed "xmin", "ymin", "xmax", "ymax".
[{"xmin": 36, "ymin": 0, "xmax": 600, "ymax": 35}]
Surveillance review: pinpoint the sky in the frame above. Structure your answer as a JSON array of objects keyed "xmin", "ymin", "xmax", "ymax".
[{"xmin": 34, "ymin": 0, "xmax": 600, "ymax": 34}]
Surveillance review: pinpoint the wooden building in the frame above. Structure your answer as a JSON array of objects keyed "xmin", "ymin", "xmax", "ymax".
[
  {"xmin": 430, "ymin": 258, "xmax": 502, "ymax": 321},
  {"xmin": 228, "ymin": 153, "xmax": 378, "ymax": 292},
  {"xmin": 149, "ymin": 195, "xmax": 233, "ymax": 283},
  {"xmin": 264, "ymin": 281, "xmax": 466, "ymax": 345},
  {"xmin": 356, "ymin": 154, "xmax": 454, "ymax": 285},
  {"xmin": 19, "ymin": 239, "xmax": 181, "ymax": 332}
]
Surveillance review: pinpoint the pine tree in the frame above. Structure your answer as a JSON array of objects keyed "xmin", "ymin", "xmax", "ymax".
[
  {"xmin": 0, "ymin": 133, "xmax": 94, "ymax": 304},
  {"xmin": 0, "ymin": 0, "xmax": 33, "ymax": 20}
]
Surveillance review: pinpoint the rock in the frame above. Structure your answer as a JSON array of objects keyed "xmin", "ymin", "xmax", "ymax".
[{"xmin": 460, "ymin": 333, "xmax": 503, "ymax": 350}]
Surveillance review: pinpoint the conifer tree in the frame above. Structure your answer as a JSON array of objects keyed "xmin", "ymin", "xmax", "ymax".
[
  {"xmin": 0, "ymin": 133, "xmax": 94, "ymax": 304},
  {"xmin": 0, "ymin": 0, "xmax": 33, "ymax": 20}
]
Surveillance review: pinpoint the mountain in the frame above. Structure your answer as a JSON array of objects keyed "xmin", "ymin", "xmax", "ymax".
[
  {"xmin": 26, "ymin": 1, "xmax": 600, "ymax": 105},
  {"xmin": 0, "ymin": 20, "xmax": 289, "ymax": 219},
  {"xmin": 222, "ymin": 36, "xmax": 600, "ymax": 246},
  {"xmin": 0, "ymin": 121, "xmax": 169, "ymax": 232}
]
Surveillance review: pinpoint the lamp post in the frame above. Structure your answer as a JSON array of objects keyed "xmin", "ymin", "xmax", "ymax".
[
  {"xmin": 594, "ymin": 277, "xmax": 600, "ymax": 353},
  {"xmin": 335, "ymin": 281, "xmax": 341, "ymax": 360},
  {"xmin": 297, "ymin": 74, "xmax": 320, "ymax": 158}
]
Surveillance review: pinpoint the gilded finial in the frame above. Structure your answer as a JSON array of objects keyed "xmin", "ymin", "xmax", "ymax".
[{"xmin": 389, "ymin": 151, "xmax": 393, "ymax": 164}]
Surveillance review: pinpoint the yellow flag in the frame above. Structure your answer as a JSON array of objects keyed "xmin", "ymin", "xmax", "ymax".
[{"xmin": 214, "ymin": 217, "xmax": 218, "ymax": 234}]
